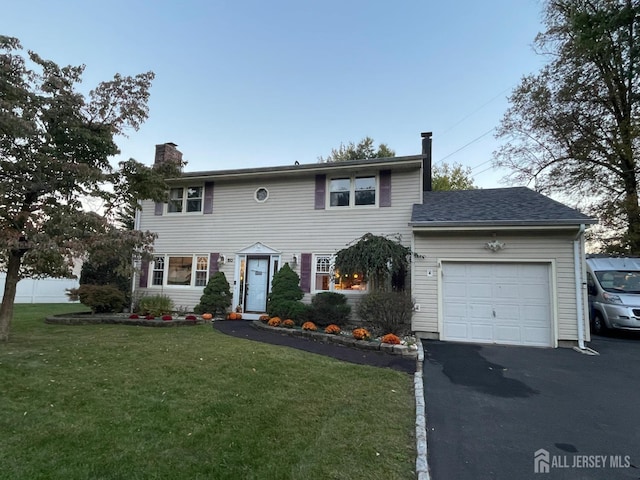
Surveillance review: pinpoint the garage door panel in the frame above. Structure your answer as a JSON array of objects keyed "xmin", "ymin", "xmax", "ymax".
[
  {"xmin": 470, "ymin": 324, "xmax": 494, "ymax": 342},
  {"xmin": 493, "ymin": 284, "xmax": 520, "ymax": 301},
  {"xmin": 442, "ymin": 262, "xmax": 552, "ymax": 347},
  {"xmin": 521, "ymin": 326, "xmax": 551, "ymax": 345},
  {"xmin": 443, "ymin": 322, "xmax": 470, "ymax": 341},
  {"xmin": 494, "ymin": 325, "xmax": 522, "ymax": 344}
]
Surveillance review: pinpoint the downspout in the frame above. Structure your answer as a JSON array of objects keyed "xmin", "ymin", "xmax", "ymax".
[
  {"xmin": 573, "ymin": 224, "xmax": 586, "ymax": 349},
  {"xmin": 130, "ymin": 205, "xmax": 142, "ymax": 313}
]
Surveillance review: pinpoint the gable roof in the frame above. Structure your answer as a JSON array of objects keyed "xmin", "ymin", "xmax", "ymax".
[
  {"xmin": 411, "ymin": 187, "xmax": 597, "ymax": 227},
  {"xmin": 173, "ymin": 155, "xmax": 423, "ymax": 181}
]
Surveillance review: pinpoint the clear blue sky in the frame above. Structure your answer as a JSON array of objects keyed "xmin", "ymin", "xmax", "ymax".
[{"xmin": 3, "ymin": 0, "xmax": 546, "ymax": 188}]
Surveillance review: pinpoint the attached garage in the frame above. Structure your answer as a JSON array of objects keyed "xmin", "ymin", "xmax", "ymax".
[
  {"xmin": 441, "ymin": 262, "xmax": 552, "ymax": 347},
  {"xmin": 410, "ymin": 187, "xmax": 598, "ymax": 348}
]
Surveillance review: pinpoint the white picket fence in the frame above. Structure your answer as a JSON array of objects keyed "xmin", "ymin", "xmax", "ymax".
[{"xmin": 0, "ymin": 274, "xmax": 80, "ymax": 303}]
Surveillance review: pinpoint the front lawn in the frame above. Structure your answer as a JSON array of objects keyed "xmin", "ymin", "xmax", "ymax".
[{"xmin": 0, "ymin": 304, "xmax": 415, "ymax": 479}]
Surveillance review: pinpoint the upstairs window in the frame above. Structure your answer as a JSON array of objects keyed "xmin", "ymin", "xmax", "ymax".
[
  {"xmin": 329, "ymin": 176, "xmax": 376, "ymax": 207},
  {"xmin": 168, "ymin": 186, "xmax": 203, "ymax": 213}
]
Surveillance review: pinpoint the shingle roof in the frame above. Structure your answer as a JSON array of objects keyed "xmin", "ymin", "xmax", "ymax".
[{"xmin": 411, "ymin": 187, "xmax": 597, "ymax": 227}]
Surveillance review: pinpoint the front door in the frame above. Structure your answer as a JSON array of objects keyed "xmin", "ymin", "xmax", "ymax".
[{"xmin": 244, "ymin": 256, "xmax": 269, "ymax": 312}]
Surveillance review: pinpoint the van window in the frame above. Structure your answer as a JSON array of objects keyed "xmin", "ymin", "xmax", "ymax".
[{"xmin": 594, "ymin": 270, "xmax": 640, "ymax": 293}]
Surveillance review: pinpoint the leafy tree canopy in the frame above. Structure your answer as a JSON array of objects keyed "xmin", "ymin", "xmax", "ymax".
[
  {"xmin": 432, "ymin": 162, "xmax": 476, "ymax": 190},
  {"xmin": 318, "ymin": 136, "xmax": 395, "ymax": 162},
  {"xmin": 0, "ymin": 35, "xmax": 180, "ymax": 340},
  {"xmin": 493, "ymin": 0, "xmax": 640, "ymax": 253}
]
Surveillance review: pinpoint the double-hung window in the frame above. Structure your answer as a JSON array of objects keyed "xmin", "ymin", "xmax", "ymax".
[
  {"xmin": 168, "ymin": 186, "xmax": 203, "ymax": 213},
  {"xmin": 312, "ymin": 254, "xmax": 367, "ymax": 292},
  {"xmin": 329, "ymin": 175, "xmax": 376, "ymax": 207},
  {"xmin": 151, "ymin": 255, "xmax": 209, "ymax": 287}
]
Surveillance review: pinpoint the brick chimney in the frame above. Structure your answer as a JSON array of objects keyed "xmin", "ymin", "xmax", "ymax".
[
  {"xmin": 421, "ymin": 132, "xmax": 432, "ymax": 192},
  {"xmin": 154, "ymin": 142, "xmax": 183, "ymax": 169}
]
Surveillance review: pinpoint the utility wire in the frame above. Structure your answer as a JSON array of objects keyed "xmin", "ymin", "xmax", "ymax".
[
  {"xmin": 440, "ymin": 88, "xmax": 511, "ymax": 135},
  {"xmin": 435, "ymin": 127, "xmax": 495, "ymax": 165}
]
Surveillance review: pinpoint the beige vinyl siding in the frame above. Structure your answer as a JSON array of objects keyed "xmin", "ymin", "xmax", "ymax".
[
  {"xmin": 136, "ymin": 167, "xmax": 421, "ymax": 310},
  {"xmin": 411, "ymin": 230, "xmax": 582, "ymax": 343}
]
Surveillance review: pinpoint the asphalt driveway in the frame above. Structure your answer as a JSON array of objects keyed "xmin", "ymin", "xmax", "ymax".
[{"xmin": 422, "ymin": 334, "xmax": 640, "ymax": 480}]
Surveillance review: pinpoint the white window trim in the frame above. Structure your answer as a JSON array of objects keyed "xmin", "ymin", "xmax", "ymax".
[
  {"xmin": 327, "ymin": 174, "xmax": 379, "ymax": 209},
  {"xmin": 151, "ymin": 254, "xmax": 209, "ymax": 288},
  {"xmin": 311, "ymin": 253, "xmax": 368, "ymax": 294},
  {"xmin": 166, "ymin": 185, "xmax": 204, "ymax": 214}
]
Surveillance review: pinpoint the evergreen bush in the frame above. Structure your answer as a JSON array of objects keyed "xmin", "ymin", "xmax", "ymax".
[
  {"xmin": 194, "ymin": 271, "xmax": 232, "ymax": 318},
  {"xmin": 267, "ymin": 263, "xmax": 307, "ymax": 321},
  {"xmin": 309, "ymin": 292, "xmax": 351, "ymax": 327}
]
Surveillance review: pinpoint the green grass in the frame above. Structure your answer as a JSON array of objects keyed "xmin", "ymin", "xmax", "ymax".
[{"xmin": 0, "ymin": 304, "xmax": 415, "ymax": 480}]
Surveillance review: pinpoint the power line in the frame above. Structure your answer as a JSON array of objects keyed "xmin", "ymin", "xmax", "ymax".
[
  {"xmin": 440, "ymin": 88, "xmax": 511, "ymax": 135},
  {"xmin": 435, "ymin": 127, "xmax": 495, "ymax": 165}
]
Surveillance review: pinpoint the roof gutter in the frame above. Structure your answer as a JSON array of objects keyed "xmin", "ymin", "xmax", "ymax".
[{"xmin": 410, "ymin": 224, "xmax": 593, "ymax": 232}]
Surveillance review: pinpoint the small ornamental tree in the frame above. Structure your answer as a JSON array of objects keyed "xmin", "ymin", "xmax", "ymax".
[
  {"xmin": 267, "ymin": 263, "xmax": 307, "ymax": 321},
  {"xmin": 334, "ymin": 233, "xmax": 415, "ymax": 292},
  {"xmin": 194, "ymin": 272, "xmax": 232, "ymax": 318}
]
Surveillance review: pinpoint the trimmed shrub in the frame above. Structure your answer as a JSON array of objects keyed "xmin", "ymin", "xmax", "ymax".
[
  {"xmin": 67, "ymin": 284, "xmax": 126, "ymax": 314},
  {"xmin": 282, "ymin": 319, "xmax": 295, "ymax": 328},
  {"xmin": 138, "ymin": 294, "xmax": 174, "ymax": 317},
  {"xmin": 80, "ymin": 255, "xmax": 131, "ymax": 305},
  {"xmin": 267, "ymin": 264, "xmax": 307, "ymax": 321},
  {"xmin": 308, "ymin": 292, "xmax": 351, "ymax": 327},
  {"xmin": 356, "ymin": 291, "xmax": 413, "ymax": 335},
  {"xmin": 194, "ymin": 272, "xmax": 232, "ymax": 318},
  {"xmin": 302, "ymin": 321, "xmax": 317, "ymax": 331}
]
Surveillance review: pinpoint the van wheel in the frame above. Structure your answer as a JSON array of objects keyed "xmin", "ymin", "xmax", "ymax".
[{"xmin": 591, "ymin": 313, "xmax": 607, "ymax": 335}]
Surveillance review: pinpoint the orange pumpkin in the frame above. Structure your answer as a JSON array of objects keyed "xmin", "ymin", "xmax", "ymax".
[
  {"xmin": 201, "ymin": 313, "xmax": 213, "ymax": 320},
  {"xmin": 227, "ymin": 312, "xmax": 242, "ymax": 320}
]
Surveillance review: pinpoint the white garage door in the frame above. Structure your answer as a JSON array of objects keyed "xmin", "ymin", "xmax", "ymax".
[{"xmin": 442, "ymin": 262, "xmax": 552, "ymax": 347}]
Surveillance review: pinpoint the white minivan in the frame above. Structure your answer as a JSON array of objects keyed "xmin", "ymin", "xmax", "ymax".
[{"xmin": 586, "ymin": 256, "xmax": 640, "ymax": 334}]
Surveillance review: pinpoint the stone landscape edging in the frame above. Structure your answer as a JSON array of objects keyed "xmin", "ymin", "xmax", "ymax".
[
  {"xmin": 251, "ymin": 320, "xmax": 417, "ymax": 358},
  {"xmin": 45, "ymin": 313, "xmax": 204, "ymax": 327}
]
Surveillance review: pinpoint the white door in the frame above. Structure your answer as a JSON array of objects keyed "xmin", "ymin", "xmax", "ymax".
[
  {"xmin": 442, "ymin": 262, "xmax": 552, "ymax": 347},
  {"xmin": 245, "ymin": 257, "xmax": 269, "ymax": 312}
]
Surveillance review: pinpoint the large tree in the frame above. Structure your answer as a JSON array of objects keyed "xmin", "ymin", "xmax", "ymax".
[
  {"xmin": 494, "ymin": 0, "xmax": 640, "ymax": 252},
  {"xmin": 0, "ymin": 36, "xmax": 179, "ymax": 341},
  {"xmin": 318, "ymin": 136, "xmax": 395, "ymax": 162}
]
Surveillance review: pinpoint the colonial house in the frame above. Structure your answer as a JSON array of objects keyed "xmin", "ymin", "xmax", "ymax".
[{"xmin": 134, "ymin": 134, "xmax": 597, "ymax": 348}]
